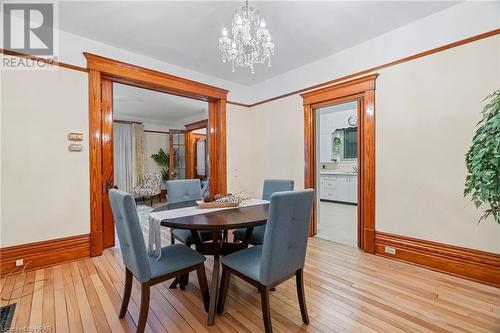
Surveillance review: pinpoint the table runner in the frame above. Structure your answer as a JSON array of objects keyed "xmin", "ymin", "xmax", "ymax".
[{"xmin": 148, "ymin": 199, "xmax": 269, "ymax": 258}]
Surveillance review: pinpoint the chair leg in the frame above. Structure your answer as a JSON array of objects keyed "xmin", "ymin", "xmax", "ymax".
[
  {"xmin": 217, "ymin": 268, "xmax": 231, "ymax": 314},
  {"xmin": 196, "ymin": 264, "xmax": 210, "ymax": 312},
  {"xmin": 169, "ymin": 277, "xmax": 179, "ymax": 289},
  {"xmin": 296, "ymin": 268, "xmax": 309, "ymax": 324},
  {"xmin": 137, "ymin": 282, "xmax": 150, "ymax": 333},
  {"xmin": 119, "ymin": 268, "xmax": 133, "ymax": 318},
  {"xmin": 260, "ymin": 287, "xmax": 273, "ymax": 333},
  {"xmin": 180, "ymin": 273, "xmax": 189, "ymax": 290},
  {"xmin": 170, "ymin": 230, "xmax": 175, "ymax": 245}
]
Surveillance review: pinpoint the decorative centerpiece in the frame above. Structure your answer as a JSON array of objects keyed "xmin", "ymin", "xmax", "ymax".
[{"xmin": 197, "ymin": 192, "xmax": 249, "ymax": 208}]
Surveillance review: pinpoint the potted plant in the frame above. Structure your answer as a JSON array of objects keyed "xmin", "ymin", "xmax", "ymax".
[
  {"xmin": 464, "ymin": 90, "xmax": 500, "ymax": 224},
  {"xmin": 151, "ymin": 148, "xmax": 170, "ymax": 182}
]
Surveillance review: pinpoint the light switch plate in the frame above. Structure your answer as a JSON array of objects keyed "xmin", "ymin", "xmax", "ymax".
[
  {"xmin": 68, "ymin": 132, "xmax": 83, "ymax": 141},
  {"xmin": 69, "ymin": 143, "xmax": 83, "ymax": 152}
]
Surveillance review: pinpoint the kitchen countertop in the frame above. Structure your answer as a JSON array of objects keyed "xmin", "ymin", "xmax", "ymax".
[{"xmin": 320, "ymin": 171, "xmax": 358, "ymax": 176}]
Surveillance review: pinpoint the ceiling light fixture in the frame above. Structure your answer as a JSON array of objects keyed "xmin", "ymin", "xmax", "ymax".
[{"xmin": 218, "ymin": 0, "xmax": 275, "ymax": 74}]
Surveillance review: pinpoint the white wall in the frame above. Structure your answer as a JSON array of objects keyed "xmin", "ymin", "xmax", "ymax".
[
  {"xmin": 1, "ymin": 63, "xmax": 90, "ymax": 247},
  {"xmin": 375, "ymin": 35, "xmax": 500, "ymax": 253},
  {"xmin": 226, "ymin": 104, "xmax": 259, "ymax": 196},
  {"xmin": 144, "ymin": 132, "xmax": 168, "ymax": 175},
  {"xmin": 227, "ymin": 96, "xmax": 304, "ymax": 198},
  {"xmin": 226, "ymin": 35, "xmax": 500, "ymax": 254}
]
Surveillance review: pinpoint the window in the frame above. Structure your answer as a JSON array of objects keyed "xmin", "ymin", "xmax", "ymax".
[{"xmin": 343, "ymin": 127, "xmax": 357, "ymax": 159}]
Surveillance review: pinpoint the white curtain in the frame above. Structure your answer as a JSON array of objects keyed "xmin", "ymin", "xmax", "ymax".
[
  {"xmin": 131, "ymin": 123, "xmax": 145, "ymax": 188},
  {"xmin": 113, "ymin": 123, "xmax": 133, "ymax": 193}
]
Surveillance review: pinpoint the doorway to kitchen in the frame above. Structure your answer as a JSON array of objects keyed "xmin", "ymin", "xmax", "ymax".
[
  {"xmin": 316, "ymin": 101, "xmax": 359, "ymax": 246},
  {"xmin": 302, "ymin": 74, "xmax": 377, "ymax": 253}
]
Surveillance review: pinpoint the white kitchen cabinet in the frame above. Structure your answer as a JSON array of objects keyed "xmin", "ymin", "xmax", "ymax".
[
  {"xmin": 348, "ymin": 176, "xmax": 357, "ymax": 203},
  {"xmin": 319, "ymin": 174, "xmax": 357, "ymax": 204}
]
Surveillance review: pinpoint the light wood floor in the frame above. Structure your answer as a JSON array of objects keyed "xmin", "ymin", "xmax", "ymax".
[{"xmin": 1, "ymin": 230, "xmax": 499, "ymax": 332}]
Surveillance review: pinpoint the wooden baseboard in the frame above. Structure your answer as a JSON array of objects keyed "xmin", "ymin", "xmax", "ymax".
[
  {"xmin": 0, "ymin": 234, "xmax": 90, "ymax": 275},
  {"xmin": 374, "ymin": 231, "xmax": 500, "ymax": 287}
]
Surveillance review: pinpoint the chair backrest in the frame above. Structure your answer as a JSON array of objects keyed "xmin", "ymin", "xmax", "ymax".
[
  {"xmin": 262, "ymin": 179, "xmax": 294, "ymax": 200},
  {"xmin": 259, "ymin": 189, "xmax": 315, "ymax": 286},
  {"xmin": 142, "ymin": 173, "xmax": 162, "ymax": 191},
  {"xmin": 166, "ymin": 179, "xmax": 202, "ymax": 204},
  {"xmin": 109, "ymin": 189, "xmax": 151, "ymax": 283}
]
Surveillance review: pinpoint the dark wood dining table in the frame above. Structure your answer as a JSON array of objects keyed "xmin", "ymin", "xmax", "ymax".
[{"xmin": 151, "ymin": 200, "xmax": 269, "ymax": 325}]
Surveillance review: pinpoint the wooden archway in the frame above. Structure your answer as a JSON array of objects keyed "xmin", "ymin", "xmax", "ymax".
[{"xmin": 85, "ymin": 53, "xmax": 228, "ymax": 256}]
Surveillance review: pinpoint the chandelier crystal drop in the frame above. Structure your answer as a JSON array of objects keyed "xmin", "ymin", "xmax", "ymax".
[{"xmin": 218, "ymin": 0, "xmax": 275, "ymax": 74}]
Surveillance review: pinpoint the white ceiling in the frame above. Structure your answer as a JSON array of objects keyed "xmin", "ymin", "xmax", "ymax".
[
  {"xmin": 59, "ymin": 1, "xmax": 458, "ymax": 86},
  {"xmin": 113, "ymin": 83, "xmax": 208, "ymax": 126}
]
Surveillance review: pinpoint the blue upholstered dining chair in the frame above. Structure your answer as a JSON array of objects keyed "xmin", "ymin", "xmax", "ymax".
[
  {"xmin": 233, "ymin": 179, "xmax": 294, "ymax": 244},
  {"xmin": 166, "ymin": 179, "xmax": 214, "ymax": 289},
  {"xmin": 109, "ymin": 189, "xmax": 209, "ymax": 333},
  {"xmin": 218, "ymin": 189, "xmax": 315, "ymax": 333},
  {"xmin": 166, "ymin": 179, "xmax": 213, "ymax": 246}
]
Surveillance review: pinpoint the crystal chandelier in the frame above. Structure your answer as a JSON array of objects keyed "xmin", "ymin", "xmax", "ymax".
[{"xmin": 218, "ymin": 0, "xmax": 275, "ymax": 74}]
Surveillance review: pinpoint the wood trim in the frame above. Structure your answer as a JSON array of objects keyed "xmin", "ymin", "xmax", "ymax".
[
  {"xmin": 185, "ymin": 119, "xmax": 208, "ymax": 131},
  {"xmin": 185, "ymin": 119, "xmax": 208, "ymax": 179},
  {"xmin": 3, "ymin": 29, "xmax": 498, "ymax": 108},
  {"xmin": 84, "ymin": 52, "xmax": 228, "ymax": 101},
  {"xmin": 303, "ymin": 104, "xmax": 316, "ymax": 236},
  {"xmin": 89, "ymin": 69, "xmax": 103, "ymax": 257},
  {"xmin": 186, "ymin": 133, "xmax": 206, "ymax": 179},
  {"xmin": 113, "ymin": 119, "xmax": 142, "ymax": 125},
  {"xmin": 361, "ymin": 89, "xmax": 376, "ymax": 253},
  {"xmin": 301, "ymin": 74, "xmax": 377, "ymax": 105},
  {"xmin": 227, "ymin": 100, "xmax": 251, "ymax": 107},
  {"xmin": 216, "ymin": 100, "xmax": 227, "ymax": 194},
  {"xmin": 208, "ymin": 102, "xmax": 217, "ymax": 195},
  {"xmin": 248, "ymin": 29, "xmax": 500, "ymax": 107},
  {"xmin": 101, "ymin": 79, "xmax": 115, "ymax": 249},
  {"xmin": 0, "ymin": 234, "xmax": 90, "ymax": 275},
  {"xmin": 374, "ymin": 232, "xmax": 500, "ymax": 287},
  {"xmin": 303, "ymin": 74, "xmax": 377, "ymax": 253},
  {"xmin": 144, "ymin": 129, "xmax": 169, "ymax": 134},
  {"xmin": 0, "ymin": 48, "xmax": 88, "ymax": 72}
]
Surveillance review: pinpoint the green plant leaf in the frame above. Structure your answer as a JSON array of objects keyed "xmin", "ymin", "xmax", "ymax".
[{"xmin": 465, "ymin": 90, "xmax": 500, "ymax": 224}]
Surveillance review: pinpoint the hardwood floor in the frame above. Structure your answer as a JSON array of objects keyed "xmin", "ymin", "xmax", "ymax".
[{"xmin": 1, "ymin": 231, "xmax": 499, "ymax": 332}]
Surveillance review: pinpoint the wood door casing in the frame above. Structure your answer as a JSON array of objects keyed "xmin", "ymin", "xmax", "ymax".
[
  {"xmin": 101, "ymin": 79, "xmax": 115, "ymax": 249},
  {"xmin": 187, "ymin": 134, "xmax": 207, "ymax": 179},
  {"xmin": 302, "ymin": 74, "xmax": 377, "ymax": 253},
  {"xmin": 86, "ymin": 53, "xmax": 228, "ymax": 256}
]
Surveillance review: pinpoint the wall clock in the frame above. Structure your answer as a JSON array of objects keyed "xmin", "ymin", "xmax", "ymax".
[{"xmin": 348, "ymin": 115, "xmax": 358, "ymax": 127}]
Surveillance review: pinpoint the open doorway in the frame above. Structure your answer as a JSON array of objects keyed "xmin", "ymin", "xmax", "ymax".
[
  {"xmin": 302, "ymin": 74, "xmax": 377, "ymax": 253},
  {"xmin": 316, "ymin": 101, "xmax": 359, "ymax": 246},
  {"xmin": 85, "ymin": 53, "xmax": 228, "ymax": 255},
  {"xmin": 111, "ymin": 83, "xmax": 209, "ymax": 246},
  {"xmin": 113, "ymin": 83, "xmax": 209, "ymax": 205}
]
